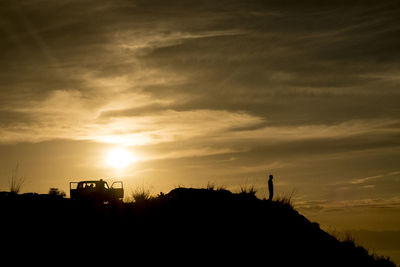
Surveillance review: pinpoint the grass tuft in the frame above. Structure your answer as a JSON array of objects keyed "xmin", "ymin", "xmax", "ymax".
[
  {"xmin": 131, "ymin": 185, "xmax": 152, "ymax": 203},
  {"xmin": 239, "ymin": 185, "xmax": 257, "ymax": 196},
  {"xmin": 206, "ymin": 182, "xmax": 226, "ymax": 191},
  {"xmin": 9, "ymin": 163, "xmax": 25, "ymax": 194},
  {"xmin": 342, "ymin": 232, "xmax": 356, "ymax": 244},
  {"xmin": 206, "ymin": 182, "xmax": 215, "ymax": 190},
  {"xmin": 274, "ymin": 190, "xmax": 296, "ymax": 208}
]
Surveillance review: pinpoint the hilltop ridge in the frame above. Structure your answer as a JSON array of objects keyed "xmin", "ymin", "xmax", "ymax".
[{"xmin": 1, "ymin": 187, "xmax": 396, "ymax": 266}]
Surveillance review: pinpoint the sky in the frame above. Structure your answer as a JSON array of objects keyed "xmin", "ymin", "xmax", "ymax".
[{"xmin": 1, "ymin": 0, "xmax": 400, "ymax": 261}]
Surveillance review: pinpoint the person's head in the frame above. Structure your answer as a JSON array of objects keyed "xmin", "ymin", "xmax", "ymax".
[{"xmin": 269, "ymin": 174, "xmax": 273, "ymax": 179}]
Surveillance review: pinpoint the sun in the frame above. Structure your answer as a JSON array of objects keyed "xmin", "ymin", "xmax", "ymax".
[{"xmin": 106, "ymin": 147, "xmax": 137, "ymax": 169}]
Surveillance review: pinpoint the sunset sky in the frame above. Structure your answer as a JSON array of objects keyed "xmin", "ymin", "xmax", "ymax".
[{"xmin": 1, "ymin": 0, "xmax": 400, "ymax": 258}]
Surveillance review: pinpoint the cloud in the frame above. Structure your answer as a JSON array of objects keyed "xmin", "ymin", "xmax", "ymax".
[
  {"xmin": 0, "ymin": 92, "xmax": 265, "ymax": 145},
  {"xmin": 1, "ymin": 0, "xmax": 399, "ymax": 167},
  {"xmin": 229, "ymin": 119, "xmax": 400, "ymax": 141},
  {"xmin": 351, "ymin": 175, "xmax": 385, "ymax": 185},
  {"xmin": 2, "ymin": 1, "xmax": 400, "ymax": 236},
  {"xmin": 297, "ymin": 196, "xmax": 400, "ymax": 213},
  {"xmin": 343, "ymin": 170, "xmax": 400, "ymax": 186},
  {"xmin": 145, "ymin": 147, "xmax": 245, "ymax": 161}
]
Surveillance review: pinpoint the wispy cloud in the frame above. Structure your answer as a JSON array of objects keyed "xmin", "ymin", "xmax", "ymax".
[
  {"xmin": 349, "ymin": 170, "xmax": 400, "ymax": 185},
  {"xmin": 351, "ymin": 175, "xmax": 385, "ymax": 185},
  {"xmin": 297, "ymin": 196, "xmax": 400, "ymax": 212}
]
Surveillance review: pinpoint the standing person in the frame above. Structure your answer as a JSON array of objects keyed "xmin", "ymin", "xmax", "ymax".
[{"xmin": 268, "ymin": 174, "xmax": 274, "ymax": 201}]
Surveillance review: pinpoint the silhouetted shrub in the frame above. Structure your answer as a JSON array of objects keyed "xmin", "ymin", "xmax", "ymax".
[
  {"xmin": 48, "ymin": 188, "xmax": 66, "ymax": 198},
  {"xmin": 131, "ymin": 186, "xmax": 152, "ymax": 203},
  {"xmin": 239, "ymin": 185, "xmax": 257, "ymax": 196}
]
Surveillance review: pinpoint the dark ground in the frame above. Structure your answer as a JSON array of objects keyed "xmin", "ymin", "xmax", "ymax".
[{"xmin": 0, "ymin": 188, "xmax": 397, "ymax": 266}]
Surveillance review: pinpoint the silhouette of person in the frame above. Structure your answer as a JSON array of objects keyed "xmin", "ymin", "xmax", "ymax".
[{"xmin": 268, "ymin": 174, "xmax": 274, "ymax": 201}]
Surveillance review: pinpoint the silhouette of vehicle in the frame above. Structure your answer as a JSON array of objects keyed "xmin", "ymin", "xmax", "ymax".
[{"xmin": 70, "ymin": 179, "xmax": 124, "ymax": 203}]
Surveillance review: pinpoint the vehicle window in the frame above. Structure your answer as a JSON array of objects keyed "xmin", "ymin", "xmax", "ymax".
[
  {"xmin": 111, "ymin": 182, "xmax": 123, "ymax": 189},
  {"xmin": 104, "ymin": 183, "xmax": 109, "ymax": 189},
  {"xmin": 84, "ymin": 183, "xmax": 96, "ymax": 188}
]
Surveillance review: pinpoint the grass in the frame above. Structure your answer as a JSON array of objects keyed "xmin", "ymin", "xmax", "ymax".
[
  {"xmin": 131, "ymin": 185, "xmax": 153, "ymax": 203},
  {"xmin": 329, "ymin": 230, "xmax": 396, "ymax": 264},
  {"xmin": 342, "ymin": 231, "xmax": 356, "ymax": 244},
  {"xmin": 274, "ymin": 190, "xmax": 296, "ymax": 208},
  {"xmin": 48, "ymin": 188, "xmax": 66, "ymax": 198},
  {"xmin": 9, "ymin": 163, "xmax": 25, "ymax": 194},
  {"xmin": 239, "ymin": 185, "xmax": 257, "ymax": 196},
  {"xmin": 329, "ymin": 230, "xmax": 357, "ymax": 244},
  {"xmin": 1, "ymin": 185, "xmax": 396, "ymax": 266},
  {"xmin": 206, "ymin": 182, "xmax": 226, "ymax": 191},
  {"xmin": 275, "ymin": 195, "xmax": 294, "ymax": 207}
]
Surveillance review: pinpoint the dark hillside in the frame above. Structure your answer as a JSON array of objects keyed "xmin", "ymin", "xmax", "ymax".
[{"xmin": 0, "ymin": 188, "xmax": 396, "ymax": 266}]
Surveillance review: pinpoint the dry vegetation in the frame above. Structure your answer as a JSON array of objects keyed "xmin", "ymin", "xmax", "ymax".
[{"xmin": 8, "ymin": 163, "xmax": 25, "ymax": 194}]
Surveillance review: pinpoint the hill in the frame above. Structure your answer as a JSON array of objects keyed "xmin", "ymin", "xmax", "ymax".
[{"xmin": 0, "ymin": 188, "xmax": 396, "ymax": 266}]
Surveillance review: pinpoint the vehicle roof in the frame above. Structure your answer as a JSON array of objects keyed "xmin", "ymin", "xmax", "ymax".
[
  {"xmin": 74, "ymin": 180, "xmax": 123, "ymax": 184},
  {"xmin": 78, "ymin": 180, "xmax": 106, "ymax": 183}
]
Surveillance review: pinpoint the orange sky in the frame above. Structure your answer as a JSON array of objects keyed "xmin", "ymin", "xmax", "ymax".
[{"xmin": 1, "ymin": 1, "xmax": 400, "ymax": 260}]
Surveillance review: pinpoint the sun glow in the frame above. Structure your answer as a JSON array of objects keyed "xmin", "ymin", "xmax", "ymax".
[{"xmin": 106, "ymin": 148, "xmax": 137, "ymax": 169}]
